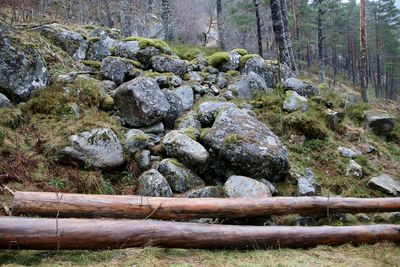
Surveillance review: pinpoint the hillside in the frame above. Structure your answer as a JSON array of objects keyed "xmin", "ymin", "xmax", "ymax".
[{"xmin": 0, "ymin": 20, "xmax": 400, "ymax": 266}]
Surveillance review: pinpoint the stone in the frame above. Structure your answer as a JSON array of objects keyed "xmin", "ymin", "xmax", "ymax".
[
  {"xmin": 61, "ymin": 128, "xmax": 124, "ymax": 169},
  {"xmin": 338, "ymin": 146, "xmax": 362, "ymax": 158},
  {"xmin": 224, "ymin": 175, "xmax": 272, "ymax": 198},
  {"xmin": 114, "ymin": 77, "xmax": 170, "ymax": 127},
  {"xmin": 137, "ymin": 169, "xmax": 172, "ymax": 197},
  {"xmin": 162, "ymin": 130, "xmax": 209, "ymax": 166},
  {"xmin": 101, "ymin": 56, "xmax": 137, "ymax": 85},
  {"xmin": 186, "ymin": 72, "xmax": 203, "ymax": 82},
  {"xmin": 86, "ymin": 33, "xmax": 119, "ymax": 61},
  {"xmin": 216, "ymin": 73, "xmax": 228, "ymax": 88},
  {"xmin": 220, "ymin": 51, "xmax": 241, "ymax": 71},
  {"xmin": 151, "ymin": 56, "xmax": 187, "ymax": 77},
  {"xmin": 162, "ymin": 90, "xmax": 184, "ymax": 129},
  {"xmin": 0, "ymin": 27, "xmax": 49, "ymax": 100},
  {"xmin": 197, "ymin": 101, "xmax": 236, "ymax": 127},
  {"xmin": 174, "ymin": 85, "xmax": 194, "ymax": 111},
  {"xmin": 113, "ymin": 41, "xmax": 140, "ymax": 60},
  {"xmin": 283, "ymin": 90, "xmax": 308, "ymax": 112},
  {"xmin": 135, "ymin": 150, "xmax": 151, "ymax": 170},
  {"xmin": 260, "ymin": 179, "xmax": 278, "ymax": 195},
  {"xmin": 345, "ymin": 160, "xmax": 363, "ymax": 179},
  {"xmin": 175, "ymin": 111, "xmax": 202, "ymax": 139},
  {"xmin": 158, "ymin": 159, "xmax": 205, "ymax": 193},
  {"xmin": 228, "ymin": 72, "xmax": 271, "ymax": 99},
  {"xmin": 243, "ymin": 57, "xmax": 276, "ymax": 88},
  {"xmin": 363, "ymin": 109, "xmax": 395, "ymax": 135},
  {"xmin": 326, "ymin": 109, "xmax": 345, "ymax": 130},
  {"xmin": 125, "ymin": 129, "xmax": 149, "ymax": 153},
  {"xmin": 297, "ymin": 168, "xmax": 316, "ymax": 196},
  {"xmin": 203, "ymin": 107, "xmax": 289, "ymax": 181},
  {"xmin": 368, "ymin": 174, "xmax": 400, "ymax": 196},
  {"xmin": 0, "ymin": 93, "xmax": 11, "ymax": 108},
  {"xmin": 153, "ymin": 73, "xmax": 183, "ymax": 89},
  {"xmin": 184, "ymin": 186, "xmax": 225, "ymax": 198},
  {"xmin": 283, "ymin": 78, "xmax": 319, "ymax": 97}
]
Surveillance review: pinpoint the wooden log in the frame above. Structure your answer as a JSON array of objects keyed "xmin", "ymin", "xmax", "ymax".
[
  {"xmin": 12, "ymin": 192, "xmax": 400, "ymax": 220},
  {"xmin": 1, "ymin": 217, "xmax": 399, "ymax": 250}
]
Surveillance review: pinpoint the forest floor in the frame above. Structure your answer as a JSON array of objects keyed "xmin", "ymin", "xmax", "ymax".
[{"xmin": 1, "ymin": 243, "xmax": 400, "ymax": 266}]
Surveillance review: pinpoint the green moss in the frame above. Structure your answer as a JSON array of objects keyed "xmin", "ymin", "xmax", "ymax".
[
  {"xmin": 168, "ymin": 43, "xmax": 221, "ymax": 60},
  {"xmin": 169, "ymin": 158, "xmax": 185, "ymax": 168},
  {"xmin": 0, "ymin": 108, "xmax": 23, "ymax": 129},
  {"xmin": 128, "ymin": 133, "xmax": 149, "ymax": 143},
  {"xmin": 144, "ymin": 71, "xmax": 174, "ymax": 80},
  {"xmin": 88, "ymin": 37, "xmax": 101, "ymax": 43},
  {"xmin": 318, "ymin": 83, "xmax": 328, "ymax": 91},
  {"xmin": 26, "ymin": 86, "xmax": 70, "ymax": 115},
  {"xmin": 200, "ymin": 128, "xmax": 211, "ymax": 140},
  {"xmin": 207, "ymin": 52, "xmax": 230, "ymax": 68},
  {"xmin": 150, "ymin": 143, "xmax": 165, "ymax": 156},
  {"xmin": 122, "ymin": 37, "xmax": 169, "ymax": 51},
  {"xmin": 101, "ymin": 95, "xmax": 114, "ymax": 111},
  {"xmin": 224, "ymin": 134, "xmax": 245, "ymax": 145},
  {"xmin": 283, "ymin": 110, "xmax": 329, "ymax": 139},
  {"xmin": 231, "ymin": 48, "xmax": 248, "ymax": 56},
  {"xmin": 239, "ymin": 54, "xmax": 261, "ymax": 69},
  {"xmin": 182, "ymin": 127, "xmax": 197, "ymax": 141},
  {"xmin": 0, "ymin": 128, "xmax": 5, "ymax": 145},
  {"xmin": 109, "ymin": 46, "xmax": 117, "ymax": 54},
  {"xmin": 81, "ymin": 60, "xmax": 101, "ymax": 69},
  {"xmin": 226, "ymin": 70, "xmax": 240, "ymax": 77},
  {"xmin": 183, "ymin": 73, "xmax": 191, "ymax": 81},
  {"xmin": 264, "ymin": 59, "xmax": 279, "ymax": 65}
]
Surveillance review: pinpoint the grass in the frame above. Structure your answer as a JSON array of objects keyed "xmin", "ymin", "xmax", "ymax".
[{"xmin": 1, "ymin": 243, "xmax": 399, "ymax": 266}]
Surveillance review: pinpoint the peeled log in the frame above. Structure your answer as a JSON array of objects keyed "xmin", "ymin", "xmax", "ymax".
[
  {"xmin": 12, "ymin": 191, "xmax": 400, "ymax": 220},
  {"xmin": 1, "ymin": 217, "xmax": 400, "ymax": 250}
]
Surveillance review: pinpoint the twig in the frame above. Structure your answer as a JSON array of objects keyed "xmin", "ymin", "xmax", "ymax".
[
  {"xmin": 144, "ymin": 201, "xmax": 166, "ymax": 220},
  {"xmin": 2, "ymin": 203, "xmax": 11, "ymax": 216}
]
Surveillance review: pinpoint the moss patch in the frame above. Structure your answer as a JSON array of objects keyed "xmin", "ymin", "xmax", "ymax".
[
  {"xmin": 231, "ymin": 48, "xmax": 248, "ymax": 56},
  {"xmin": 239, "ymin": 54, "xmax": 261, "ymax": 69},
  {"xmin": 0, "ymin": 108, "xmax": 23, "ymax": 129},
  {"xmin": 226, "ymin": 70, "xmax": 240, "ymax": 77},
  {"xmin": 122, "ymin": 37, "xmax": 169, "ymax": 52},
  {"xmin": 81, "ymin": 60, "xmax": 101, "ymax": 69},
  {"xmin": 207, "ymin": 52, "xmax": 230, "ymax": 68},
  {"xmin": 168, "ymin": 43, "xmax": 221, "ymax": 61}
]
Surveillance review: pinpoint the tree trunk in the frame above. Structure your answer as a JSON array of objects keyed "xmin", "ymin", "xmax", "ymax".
[
  {"xmin": 317, "ymin": 0, "xmax": 325, "ymax": 83},
  {"xmin": 360, "ymin": 0, "xmax": 368, "ymax": 102},
  {"xmin": 120, "ymin": 0, "xmax": 132, "ymax": 37},
  {"xmin": 148, "ymin": 0, "xmax": 154, "ymax": 13},
  {"xmin": 270, "ymin": 0, "xmax": 297, "ymax": 71},
  {"xmin": 216, "ymin": 0, "xmax": 225, "ymax": 49},
  {"xmin": 104, "ymin": 0, "xmax": 114, "ymax": 28},
  {"xmin": 161, "ymin": 0, "xmax": 174, "ymax": 41},
  {"xmin": 12, "ymin": 192, "xmax": 400, "ymax": 220},
  {"xmin": 375, "ymin": 7, "xmax": 382, "ymax": 98},
  {"xmin": 1, "ymin": 217, "xmax": 400, "ymax": 250},
  {"xmin": 254, "ymin": 0, "xmax": 263, "ymax": 57}
]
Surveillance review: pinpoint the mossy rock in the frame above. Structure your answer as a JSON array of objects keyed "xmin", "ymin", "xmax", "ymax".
[
  {"xmin": 81, "ymin": 60, "xmax": 101, "ymax": 69},
  {"xmin": 226, "ymin": 70, "xmax": 240, "ymax": 77},
  {"xmin": 283, "ymin": 110, "xmax": 329, "ymax": 139},
  {"xmin": 231, "ymin": 48, "xmax": 248, "ymax": 56},
  {"xmin": 122, "ymin": 37, "xmax": 170, "ymax": 52},
  {"xmin": 239, "ymin": 54, "xmax": 261, "ymax": 69},
  {"xmin": 101, "ymin": 95, "xmax": 114, "ymax": 111},
  {"xmin": 223, "ymin": 134, "xmax": 245, "ymax": 145},
  {"xmin": 200, "ymin": 128, "xmax": 211, "ymax": 140},
  {"xmin": 0, "ymin": 107, "xmax": 23, "ymax": 129},
  {"xmin": 88, "ymin": 37, "xmax": 101, "ymax": 43},
  {"xmin": 207, "ymin": 52, "xmax": 230, "ymax": 68}
]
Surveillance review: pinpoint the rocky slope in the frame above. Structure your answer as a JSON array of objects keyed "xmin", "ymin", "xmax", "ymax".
[{"xmin": 0, "ymin": 22, "xmax": 399, "ymax": 225}]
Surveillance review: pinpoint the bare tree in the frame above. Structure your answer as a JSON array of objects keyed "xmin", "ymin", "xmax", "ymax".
[
  {"xmin": 120, "ymin": 0, "xmax": 132, "ymax": 37},
  {"xmin": 161, "ymin": 0, "xmax": 175, "ymax": 41},
  {"xmin": 254, "ymin": 0, "xmax": 263, "ymax": 57},
  {"xmin": 317, "ymin": 0, "xmax": 326, "ymax": 83},
  {"xmin": 216, "ymin": 0, "xmax": 225, "ymax": 49},
  {"xmin": 360, "ymin": 0, "xmax": 368, "ymax": 101},
  {"xmin": 104, "ymin": 0, "xmax": 114, "ymax": 28}
]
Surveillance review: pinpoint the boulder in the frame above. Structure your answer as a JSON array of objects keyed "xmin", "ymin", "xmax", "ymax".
[
  {"xmin": 345, "ymin": 160, "xmax": 363, "ymax": 179},
  {"xmin": 224, "ymin": 175, "xmax": 272, "ymax": 198},
  {"xmin": 162, "ymin": 90, "xmax": 184, "ymax": 129},
  {"xmin": 0, "ymin": 27, "xmax": 49, "ymax": 100},
  {"xmin": 61, "ymin": 128, "xmax": 124, "ymax": 169},
  {"xmin": 297, "ymin": 168, "xmax": 317, "ymax": 196},
  {"xmin": 101, "ymin": 56, "xmax": 138, "ymax": 85},
  {"xmin": 338, "ymin": 146, "xmax": 362, "ymax": 158},
  {"xmin": 197, "ymin": 101, "xmax": 237, "ymax": 127},
  {"xmin": 243, "ymin": 57, "xmax": 276, "ymax": 88},
  {"xmin": 283, "ymin": 78, "xmax": 319, "ymax": 97},
  {"xmin": 137, "ymin": 169, "xmax": 172, "ymax": 197},
  {"xmin": 184, "ymin": 186, "xmax": 224, "ymax": 198},
  {"xmin": 228, "ymin": 72, "xmax": 271, "ymax": 99},
  {"xmin": 86, "ymin": 32, "xmax": 119, "ymax": 61},
  {"xmin": 134, "ymin": 149, "xmax": 151, "ymax": 170},
  {"xmin": 152, "ymin": 73, "xmax": 183, "ymax": 88},
  {"xmin": 283, "ymin": 90, "xmax": 308, "ymax": 112},
  {"xmin": 125, "ymin": 129, "xmax": 149, "ymax": 153},
  {"xmin": 363, "ymin": 110, "xmax": 395, "ymax": 135},
  {"xmin": 175, "ymin": 111, "xmax": 202, "ymax": 139},
  {"xmin": 186, "ymin": 72, "xmax": 203, "ymax": 83},
  {"xmin": 151, "ymin": 56, "xmax": 187, "ymax": 77},
  {"xmin": 0, "ymin": 93, "xmax": 11, "ymax": 108},
  {"xmin": 174, "ymin": 85, "xmax": 194, "ymax": 111},
  {"xmin": 220, "ymin": 51, "xmax": 241, "ymax": 71},
  {"xmin": 368, "ymin": 174, "xmax": 400, "ymax": 196},
  {"xmin": 216, "ymin": 73, "xmax": 228, "ymax": 88},
  {"xmin": 114, "ymin": 77, "xmax": 170, "ymax": 127},
  {"xmin": 203, "ymin": 107, "xmax": 289, "ymax": 181},
  {"xmin": 162, "ymin": 130, "xmax": 209, "ymax": 166},
  {"xmin": 326, "ymin": 109, "xmax": 345, "ymax": 130},
  {"xmin": 113, "ymin": 41, "xmax": 140, "ymax": 60},
  {"xmin": 158, "ymin": 159, "xmax": 205, "ymax": 193}
]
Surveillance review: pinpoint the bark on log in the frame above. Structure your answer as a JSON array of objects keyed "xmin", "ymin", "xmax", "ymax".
[
  {"xmin": 0, "ymin": 217, "xmax": 399, "ymax": 250},
  {"xmin": 12, "ymin": 192, "xmax": 400, "ymax": 220}
]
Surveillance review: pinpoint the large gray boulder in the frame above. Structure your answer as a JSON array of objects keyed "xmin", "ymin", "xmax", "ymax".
[
  {"xmin": 185, "ymin": 186, "xmax": 224, "ymax": 198},
  {"xmin": 61, "ymin": 128, "xmax": 124, "ymax": 169},
  {"xmin": 151, "ymin": 56, "xmax": 187, "ymax": 77},
  {"xmin": 363, "ymin": 110, "xmax": 395, "ymax": 135},
  {"xmin": 101, "ymin": 56, "xmax": 137, "ymax": 85},
  {"xmin": 86, "ymin": 35, "xmax": 119, "ymax": 61},
  {"xmin": 203, "ymin": 107, "xmax": 289, "ymax": 181},
  {"xmin": 197, "ymin": 101, "xmax": 237, "ymax": 127},
  {"xmin": 283, "ymin": 90, "xmax": 308, "ymax": 112},
  {"xmin": 220, "ymin": 51, "xmax": 241, "ymax": 71},
  {"xmin": 162, "ymin": 90, "xmax": 184, "ymax": 129},
  {"xmin": 0, "ymin": 27, "xmax": 49, "ymax": 100},
  {"xmin": 283, "ymin": 78, "xmax": 320, "ymax": 97},
  {"xmin": 162, "ymin": 130, "xmax": 209, "ymax": 166},
  {"xmin": 0, "ymin": 93, "xmax": 11, "ymax": 108},
  {"xmin": 138, "ymin": 169, "xmax": 172, "ymax": 197},
  {"xmin": 228, "ymin": 72, "xmax": 271, "ymax": 99},
  {"xmin": 158, "ymin": 159, "xmax": 205, "ymax": 193},
  {"xmin": 174, "ymin": 85, "xmax": 194, "ymax": 111},
  {"xmin": 243, "ymin": 57, "xmax": 276, "ymax": 88},
  {"xmin": 114, "ymin": 77, "xmax": 170, "ymax": 127},
  {"xmin": 113, "ymin": 41, "xmax": 141, "ymax": 60},
  {"xmin": 224, "ymin": 175, "xmax": 272, "ymax": 198},
  {"xmin": 368, "ymin": 174, "xmax": 400, "ymax": 196}
]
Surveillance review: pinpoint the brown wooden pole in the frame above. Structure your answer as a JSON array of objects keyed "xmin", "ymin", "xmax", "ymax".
[
  {"xmin": 0, "ymin": 217, "xmax": 399, "ymax": 250},
  {"xmin": 12, "ymin": 192, "xmax": 400, "ymax": 220}
]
